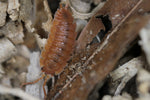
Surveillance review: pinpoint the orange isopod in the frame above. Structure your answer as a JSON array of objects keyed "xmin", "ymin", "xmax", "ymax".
[{"xmin": 22, "ymin": 5, "xmax": 76, "ymax": 97}]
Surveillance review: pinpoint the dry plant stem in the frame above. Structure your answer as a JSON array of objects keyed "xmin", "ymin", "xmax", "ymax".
[{"xmin": 0, "ymin": 85, "xmax": 39, "ymax": 100}]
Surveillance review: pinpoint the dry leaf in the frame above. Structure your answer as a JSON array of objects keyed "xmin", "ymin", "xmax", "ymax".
[{"xmin": 46, "ymin": 0, "xmax": 150, "ymax": 99}]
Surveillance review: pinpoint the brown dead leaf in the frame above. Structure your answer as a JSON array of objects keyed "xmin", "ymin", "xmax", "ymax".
[
  {"xmin": 46, "ymin": 0, "xmax": 150, "ymax": 100},
  {"xmin": 76, "ymin": 0, "xmax": 141, "ymax": 51},
  {"xmin": 54, "ymin": 15, "xmax": 150, "ymax": 100}
]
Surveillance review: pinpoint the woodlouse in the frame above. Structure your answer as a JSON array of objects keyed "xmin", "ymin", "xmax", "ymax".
[{"xmin": 22, "ymin": 5, "xmax": 76, "ymax": 97}]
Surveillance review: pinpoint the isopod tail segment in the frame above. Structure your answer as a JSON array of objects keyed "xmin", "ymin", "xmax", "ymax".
[{"xmin": 21, "ymin": 73, "xmax": 50, "ymax": 97}]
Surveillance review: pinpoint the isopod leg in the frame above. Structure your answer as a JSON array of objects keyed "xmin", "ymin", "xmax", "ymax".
[
  {"xmin": 43, "ymin": 75, "xmax": 50, "ymax": 98},
  {"xmin": 21, "ymin": 74, "xmax": 45, "ymax": 87}
]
